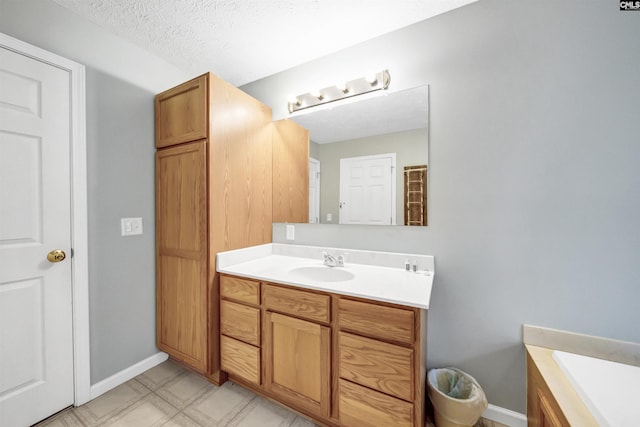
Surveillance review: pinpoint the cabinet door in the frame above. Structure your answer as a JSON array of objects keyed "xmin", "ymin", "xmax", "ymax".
[
  {"xmin": 538, "ymin": 391, "xmax": 564, "ymax": 427},
  {"xmin": 264, "ymin": 312, "xmax": 330, "ymax": 418},
  {"xmin": 156, "ymin": 141, "xmax": 208, "ymax": 371},
  {"xmin": 155, "ymin": 74, "xmax": 208, "ymax": 148}
]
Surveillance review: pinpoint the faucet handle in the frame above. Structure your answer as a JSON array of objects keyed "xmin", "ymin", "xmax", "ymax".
[{"xmin": 337, "ymin": 253, "xmax": 348, "ymax": 266}]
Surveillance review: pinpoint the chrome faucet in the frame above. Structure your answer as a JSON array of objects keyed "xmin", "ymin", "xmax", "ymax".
[{"xmin": 322, "ymin": 251, "xmax": 345, "ymax": 267}]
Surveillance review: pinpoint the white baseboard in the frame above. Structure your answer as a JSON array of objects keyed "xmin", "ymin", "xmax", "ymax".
[
  {"xmin": 88, "ymin": 352, "xmax": 168, "ymax": 401},
  {"xmin": 483, "ymin": 404, "xmax": 527, "ymax": 427}
]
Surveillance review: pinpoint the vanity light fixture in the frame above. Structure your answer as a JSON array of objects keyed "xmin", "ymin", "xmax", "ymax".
[{"xmin": 288, "ymin": 69, "xmax": 390, "ymax": 114}]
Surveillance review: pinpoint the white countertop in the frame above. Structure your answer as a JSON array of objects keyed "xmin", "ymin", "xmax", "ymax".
[{"xmin": 216, "ymin": 243, "xmax": 434, "ymax": 309}]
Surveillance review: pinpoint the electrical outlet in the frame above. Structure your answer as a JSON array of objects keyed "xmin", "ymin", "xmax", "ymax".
[
  {"xmin": 121, "ymin": 217, "xmax": 143, "ymax": 236},
  {"xmin": 286, "ymin": 224, "xmax": 295, "ymax": 240}
]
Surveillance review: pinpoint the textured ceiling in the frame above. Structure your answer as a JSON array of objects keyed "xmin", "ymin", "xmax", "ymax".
[{"xmin": 51, "ymin": 0, "xmax": 476, "ymax": 86}]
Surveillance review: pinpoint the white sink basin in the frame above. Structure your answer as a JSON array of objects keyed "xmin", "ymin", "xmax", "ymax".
[{"xmin": 287, "ymin": 265, "xmax": 355, "ymax": 283}]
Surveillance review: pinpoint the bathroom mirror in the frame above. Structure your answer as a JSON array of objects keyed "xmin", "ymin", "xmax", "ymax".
[{"xmin": 290, "ymin": 85, "xmax": 429, "ymax": 226}]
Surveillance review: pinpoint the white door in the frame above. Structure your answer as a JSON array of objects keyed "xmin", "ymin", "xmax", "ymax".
[
  {"xmin": 339, "ymin": 154, "xmax": 396, "ymax": 225},
  {"xmin": 309, "ymin": 158, "xmax": 320, "ymax": 223},
  {"xmin": 0, "ymin": 45, "xmax": 75, "ymax": 426}
]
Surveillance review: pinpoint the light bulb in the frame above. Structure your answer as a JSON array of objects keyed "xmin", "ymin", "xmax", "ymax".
[{"xmin": 365, "ymin": 72, "xmax": 378, "ymax": 85}]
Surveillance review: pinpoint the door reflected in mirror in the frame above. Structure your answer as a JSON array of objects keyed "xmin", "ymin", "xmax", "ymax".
[{"xmin": 290, "ymin": 85, "xmax": 429, "ymax": 226}]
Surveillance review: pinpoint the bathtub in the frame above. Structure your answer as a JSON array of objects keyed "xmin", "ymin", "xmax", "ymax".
[{"xmin": 553, "ymin": 350, "xmax": 640, "ymax": 427}]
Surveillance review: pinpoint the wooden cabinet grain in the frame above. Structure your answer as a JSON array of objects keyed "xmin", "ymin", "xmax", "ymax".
[
  {"xmin": 155, "ymin": 74, "xmax": 207, "ymax": 148},
  {"xmin": 338, "ymin": 298, "xmax": 415, "ymax": 344},
  {"xmin": 155, "ymin": 141, "xmax": 208, "ymax": 371},
  {"xmin": 220, "ymin": 300, "xmax": 260, "ymax": 346},
  {"xmin": 338, "ymin": 379, "xmax": 413, "ymax": 427},
  {"xmin": 272, "ymin": 119, "xmax": 309, "ymax": 223},
  {"xmin": 264, "ymin": 311, "xmax": 331, "ymax": 418},
  {"xmin": 338, "ymin": 332, "xmax": 413, "ymax": 401},
  {"xmin": 337, "ymin": 297, "xmax": 425, "ymax": 427},
  {"xmin": 219, "ymin": 276, "xmax": 262, "ymax": 385},
  {"xmin": 220, "ymin": 335, "xmax": 260, "ymax": 385},
  {"xmin": 220, "ymin": 275, "xmax": 260, "ymax": 305},
  {"xmin": 218, "ymin": 274, "xmax": 428, "ymax": 427},
  {"xmin": 526, "ymin": 350, "xmax": 571, "ymax": 427},
  {"xmin": 155, "ymin": 73, "xmax": 273, "ymax": 382},
  {"xmin": 263, "ymin": 284, "xmax": 330, "ymax": 323}
]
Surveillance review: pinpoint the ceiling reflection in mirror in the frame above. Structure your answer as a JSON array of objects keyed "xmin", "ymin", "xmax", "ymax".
[{"xmin": 289, "ymin": 85, "xmax": 429, "ymax": 226}]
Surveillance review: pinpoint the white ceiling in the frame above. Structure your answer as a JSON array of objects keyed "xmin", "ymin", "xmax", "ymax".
[{"xmin": 51, "ymin": 0, "xmax": 476, "ymax": 87}]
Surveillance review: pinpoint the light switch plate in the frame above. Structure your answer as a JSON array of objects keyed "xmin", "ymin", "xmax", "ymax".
[{"xmin": 121, "ymin": 217, "xmax": 143, "ymax": 236}]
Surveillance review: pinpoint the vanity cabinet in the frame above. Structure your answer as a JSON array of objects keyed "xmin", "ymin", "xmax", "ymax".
[
  {"xmin": 526, "ymin": 350, "xmax": 570, "ymax": 427},
  {"xmin": 218, "ymin": 274, "xmax": 427, "ymax": 427},
  {"xmin": 155, "ymin": 73, "xmax": 273, "ymax": 382}
]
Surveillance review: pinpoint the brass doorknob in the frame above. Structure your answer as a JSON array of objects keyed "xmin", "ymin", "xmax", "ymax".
[{"xmin": 47, "ymin": 249, "xmax": 66, "ymax": 263}]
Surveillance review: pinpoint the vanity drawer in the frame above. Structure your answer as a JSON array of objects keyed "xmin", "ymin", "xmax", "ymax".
[
  {"xmin": 220, "ymin": 300, "xmax": 260, "ymax": 346},
  {"xmin": 338, "ymin": 298, "xmax": 415, "ymax": 344},
  {"xmin": 262, "ymin": 284, "xmax": 330, "ymax": 323},
  {"xmin": 220, "ymin": 275, "xmax": 260, "ymax": 305},
  {"xmin": 339, "ymin": 332, "xmax": 414, "ymax": 401},
  {"xmin": 220, "ymin": 335, "xmax": 260, "ymax": 385},
  {"xmin": 339, "ymin": 379, "xmax": 413, "ymax": 427}
]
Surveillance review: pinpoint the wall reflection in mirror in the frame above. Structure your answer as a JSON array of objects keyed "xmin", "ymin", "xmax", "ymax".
[{"xmin": 290, "ymin": 85, "xmax": 429, "ymax": 226}]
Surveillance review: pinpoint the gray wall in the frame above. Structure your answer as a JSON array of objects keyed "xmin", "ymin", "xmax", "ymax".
[
  {"xmin": 317, "ymin": 129, "xmax": 427, "ymax": 224},
  {"xmin": 256, "ymin": 0, "xmax": 640, "ymax": 413},
  {"xmin": 85, "ymin": 69, "xmax": 157, "ymax": 383},
  {"xmin": 0, "ymin": 0, "xmax": 189, "ymax": 384}
]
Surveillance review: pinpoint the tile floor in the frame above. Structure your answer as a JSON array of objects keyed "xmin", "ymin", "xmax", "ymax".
[
  {"xmin": 36, "ymin": 360, "xmax": 507, "ymax": 427},
  {"xmin": 35, "ymin": 360, "xmax": 316, "ymax": 427}
]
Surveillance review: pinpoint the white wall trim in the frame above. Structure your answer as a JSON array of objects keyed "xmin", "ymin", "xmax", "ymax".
[
  {"xmin": 483, "ymin": 403, "xmax": 527, "ymax": 427},
  {"xmin": 0, "ymin": 32, "xmax": 92, "ymax": 406},
  {"xmin": 90, "ymin": 352, "xmax": 168, "ymax": 400}
]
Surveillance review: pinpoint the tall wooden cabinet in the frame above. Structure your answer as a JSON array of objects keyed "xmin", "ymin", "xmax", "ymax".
[{"xmin": 155, "ymin": 73, "xmax": 276, "ymax": 382}]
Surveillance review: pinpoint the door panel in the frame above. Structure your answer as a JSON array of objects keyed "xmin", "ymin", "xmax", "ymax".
[
  {"xmin": 155, "ymin": 141, "xmax": 208, "ymax": 372},
  {"xmin": 339, "ymin": 154, "xmax": 394, "ymax": 225},
  {"xmin": 0, "ymin": 45, "xmax": 74, "ymax": 427}
]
